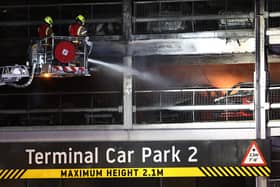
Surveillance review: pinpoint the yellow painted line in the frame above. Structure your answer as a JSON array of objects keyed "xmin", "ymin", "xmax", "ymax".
[
  {"xmin": 20, "ymin": 167, "xmax": 206, "ymax": 179},
  {"xmin": 4, "ymin": 169, "xmax": 14, "ymax": 179},
  {"xmin": 154, "ymin": 167, "xmax": 205, "ymax": 177},
  {"xmin": 264, "ymin": 166, "xmax": 271, "ymax": 174},
  {"xmin": 218, "ymin": 167, "xmax": 228, "ymax": 177},
  {"xmin": 235, "ymin": 167, "xmax": 246, "ymax": 176},
  {"xmin": 241, "ymin": 167, "xmax": 252, "ymax": 177},
  {"xmin": 0, "ymin": 166, "xmax": 270, "ymax": 179},
  {"xmin": 212, "ymin": 167, "xmax": 223, "ymax": 177},
  {"xmin": 200, "ymin": 167, "xmax": 211, "ymax": 176},
  {"xmin": 253, "ymin": 167, "xmax": 263, "ymax": 176},
  {"xmin": 229, "ymin": 166, "xmax": 240, "ymax": 176},
  {"xmin": 247, "ymin": 167, "xmax": 257, "ymax": 176},
  {"xmin": 0, "ymin": 170, "xmax": 9, "ymax": 179},
  {"xmin": 206, "ymin": 167, "xmax": 217, "ymax": 177},
  {"xmin": 224, "ymin": 167, "xmax": 234, "ymax": 177},
  {"xmin": 8, "ymin": 169, "xmax": 19, "ymax": 179},
  {"xmin": 14, "ymin": 169, "xmax": 25, "ymax": 179},
  {"xmin": 258, "ymin": 167, "xmax": 269, "ymax": 177}
]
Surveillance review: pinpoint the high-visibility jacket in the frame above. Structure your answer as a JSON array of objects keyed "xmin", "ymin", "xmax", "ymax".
[
  {"xmin": 38, "ymin": 24, "xmax": 53, "ymax": 39},
  {"xmin": 68, "ymin": 23, "xmax": 87, "ymax": 37}
]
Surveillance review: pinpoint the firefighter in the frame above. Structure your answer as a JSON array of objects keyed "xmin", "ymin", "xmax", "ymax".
[
  {"xmin": 68, "ymin": 14, "xmax": 89, "ymax": 67},
  {"xmin": 38, "ymin": 16, "xmax": 54, "ymax": 39},
  {"xmin": 68, "ymin": 14, "xmax": 87, "ymax": 37}
]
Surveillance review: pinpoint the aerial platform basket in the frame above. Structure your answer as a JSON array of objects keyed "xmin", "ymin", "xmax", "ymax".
[{"xmin": 30, "ymin": 36, "xmax": 91, "ymax": 78}]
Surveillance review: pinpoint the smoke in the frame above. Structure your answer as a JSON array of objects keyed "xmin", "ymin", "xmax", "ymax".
[{"xmin": 88, "ymin": 58, "xmax": 172, "ymax": 86}]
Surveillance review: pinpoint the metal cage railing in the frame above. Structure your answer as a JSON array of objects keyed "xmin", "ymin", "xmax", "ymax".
[
  {"xmin": 1, "ymin": 86, "xmax": 280, "ymax": 126},
  {"xmin": 132, "ymin": 0, "xmax": 254, "ymax": 34},
  {"xmin": 134, "ymin": 87, "xmax": 254, "ymax": 123},
  {"xmin": 0, "ymin": 91, "xmax": 123, "ymax": 126}
]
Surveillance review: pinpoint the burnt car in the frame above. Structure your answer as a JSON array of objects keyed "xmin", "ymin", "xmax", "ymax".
[
  {"xmin": 214, "ymin": 82, "xmax": 254, "ymax": 120},
  {"xmin": 135, "ymin": 85, "xmax": 221, "ymax": 123}
]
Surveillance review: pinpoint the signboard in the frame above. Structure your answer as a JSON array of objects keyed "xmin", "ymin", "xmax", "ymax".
[
  {"xmin": 241, "ymin": 141, "xmax": 267, "ymax": 166},
  {"xmin": 0, "ymin": 140, "xmax": 270, "ymax": 179}
]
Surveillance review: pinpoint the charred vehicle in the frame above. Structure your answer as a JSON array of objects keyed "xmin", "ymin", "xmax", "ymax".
[{"xmin": 214, "ymin": 82, "xmax": 254, "ymax": 120}]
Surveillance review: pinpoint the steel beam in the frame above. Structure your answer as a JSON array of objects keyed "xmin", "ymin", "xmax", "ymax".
[
  {"xmin": 134, "ymin": 14, "xmax": 253, "ymax": 22},
  {"xmin": 132, "ymin": 29, "xmax": 254, "ymax": 40},
  {"xmin": 129, "ymin": 37, "xmax": 255, "ymax": 56},
  {"xmin": 123, "ymin": 0, "xmax": 132, "ymax": 41},
  {"xmin": 268, "ymin": 12, "xmax": 280, "ymax": 18},
  {"xmin": 0, "ymin": 2, "xmax": 121, "ymax": 8},
  {"xmin": 255, "ymin": 0, "xmax": 268, "ymax": 140},
  {"xmin": 134, "ymin": 0, "xmax": 208, "ymax": 4},
  {"xmin": 0, "ymin": 18, "xmax": 121, "ymax": 27},
  {"xmin": 123, "ymin": 56, "xmax": 133, "ymax": 129},
  {"xmin": 0, "ymin": 123, "xmax": 257, "ymax": 142},
  {"xmin": 255, "ymin": 0, "xmax": 268, "ymax": 187}
]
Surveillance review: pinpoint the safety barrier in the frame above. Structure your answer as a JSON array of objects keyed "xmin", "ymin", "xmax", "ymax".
[{"xmin": 0, "ymin": 86, "xmax": 280, "ymax": 125}]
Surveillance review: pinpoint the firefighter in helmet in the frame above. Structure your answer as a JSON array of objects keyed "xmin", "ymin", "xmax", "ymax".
[
  {"xmin": 38, "ymin": 16, "xmax": 54, "ymax": 39},
  {"xmin": 68, "ymin": 14, "xmax": 90, "ymax": 67},
  {"xmin": 69, "ymin": 14, "xmax": 88, "ymax": 37}
]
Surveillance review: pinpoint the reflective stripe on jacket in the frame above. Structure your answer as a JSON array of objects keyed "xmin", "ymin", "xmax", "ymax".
[
  {"xmin": 38, "ymin": 24, "xmax": 52, "ymax": 39},
  {"xmin": 69, "ymin": 23, "xmax": 87, "ymax": 37}
]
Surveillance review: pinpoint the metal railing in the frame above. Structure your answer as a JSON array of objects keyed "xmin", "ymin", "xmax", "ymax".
[
  {"xmin": 1, "ymin": 86, "xmax": 280, "ymax": 126},
  {"xmin": 269, "ymin": 87, "xmax": 280, "ymax": 121},
  {"xmin": 134, "ymin": 87, "xmax": 254, "ymax": 123},
  {"xmin": 1, "ymin": 1, "xmax": 280, "ymax": 38},
  {"xmin": 0, "ymin": 91, "xmax": 122, "ymax": 126},
  {"xmin": 0, "ymin": 1, "xmax": 123, "ymax": 37},
  {"xmin": 132, "ymin": 0, "xmax": 254, "ymax": 34}
]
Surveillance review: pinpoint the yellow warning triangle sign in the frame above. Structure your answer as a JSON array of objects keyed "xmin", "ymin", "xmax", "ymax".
[{"xmin": 241, "ymin": 141, "xmax": 267, "ymax": 166}]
